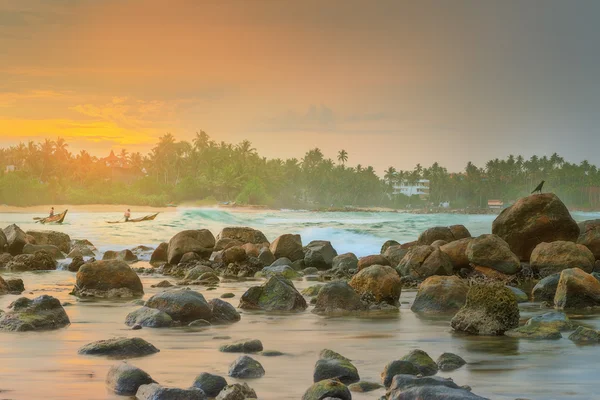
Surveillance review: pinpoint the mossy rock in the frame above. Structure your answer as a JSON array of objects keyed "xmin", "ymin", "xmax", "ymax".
[
  {"xmin": 436, "ymin": 352, "xmax": 466, "ymax": 371},
  {"xmin": 313, "ymin": 358, "xmax": 359, "ymax": 385},
  {"xmin": 505, "ymin": 324, "xmax": 562, "ymax": 340},
  {"xmin": 381, "ymin": 360, "xmax": 419, "ymax": 387},
  {"xmin": 228, "ymin": 355, "xmax": 265, "ymax": 379},
  {"xmin": 125, "ymin": 307, "xmax": 173, "ymax": 328},
  {"xmin": 568, "ymin": 326, "xmax": 600, "ymax": 343},
  {"xmin": 401, "ymin": 349, "xmax": 438, "ymax": 376},
  {"xmin": 192, "ymin": 372, "xmax": 227, "ymax": 397},
  {"xmin": 319, "ymin": 349, "xmax": 350, "ymax": 362},
  {"xmin": 78, "ymin": 337, "xmax": 159, "ymax": 359},
  {"xmin": 219, "ymin": 339, "xmax": 263, "ymax": 353},
  {"xmin": 239, "ymin": 276, "xmax": 307, "ymax": 312},
  {"xmin": 302, "ymin": 285, "xmax": 324, "ymax": 297},
  {"xmin": 348, "ymin": 381, "xmax": 382, "ymax": 392},
  {"xmin": 302, "ymin": 379, "xmax": 351, "ymax": 400},
  {"xmin": 0, "ymin": 295, "xmax": 70, "ymax": 332},
  {"xmin": 106, "ymin": 362, "xmax": 155, "ymax": 396},
  {"xmin": 525, "ymin": 312, "xmax": 573, "ymax": 331}
]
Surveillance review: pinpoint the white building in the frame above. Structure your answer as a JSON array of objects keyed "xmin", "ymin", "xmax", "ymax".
[
  {"xmin": 4, "ymin": 165, "xmax": 16, "ymax": 173},
  {"xmin": 393, "ymin": 179, "xmax": 430, "ymax": 199}
]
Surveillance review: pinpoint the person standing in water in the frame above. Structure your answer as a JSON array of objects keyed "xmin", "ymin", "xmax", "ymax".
[
  {"xmin": 124, "ymin": 209, "xmax": 131, "ymax": 222},
  {"xmin": 49, "ymin": 207, "xmax": 54, "ymax": 217}
]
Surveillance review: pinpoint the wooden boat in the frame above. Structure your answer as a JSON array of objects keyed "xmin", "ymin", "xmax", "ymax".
[
  {"xmin": 33, "ymin": 209, "xmax": 68, "ymax": 224},
  {"xmin": 106, "ymin": 212, "xmax": 159, "ymax": 224}
]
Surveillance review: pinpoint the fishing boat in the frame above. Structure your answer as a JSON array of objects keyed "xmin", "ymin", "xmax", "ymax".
[
  {"xmin": 33, "ymin": 209, "xmax": 68, "ymax": 224},
  {"xmin": 106, "ymin": 212, "xmax": 160, "ymax": 224}
]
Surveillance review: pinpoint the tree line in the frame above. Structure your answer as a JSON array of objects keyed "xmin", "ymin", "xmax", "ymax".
[{"xmin": 1, "ymin": 133, "xmax": 599, "ymax": 209}]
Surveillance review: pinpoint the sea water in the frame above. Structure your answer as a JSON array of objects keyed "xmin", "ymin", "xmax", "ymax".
[{"xmin": 0, "ymin": 208, "xmax": 599, "ymax": 399}]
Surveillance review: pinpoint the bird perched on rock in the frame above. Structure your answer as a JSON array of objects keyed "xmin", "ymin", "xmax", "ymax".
[{"xmin": 531, "ymin": 180, "xmax": 545, "ymax": 194}]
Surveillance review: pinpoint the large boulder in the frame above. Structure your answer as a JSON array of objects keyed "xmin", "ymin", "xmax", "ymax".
[
  {"xmin": 217, "ymin": 227, "xmax": 268, "ymax": 246},
  {"xmin": 0, "ymin": 295, "xmax": 70, "ymax": 331},
  {"xmin": 25, "ymin": 230, "xmax": 70, "ymax": 253},
  {"xmin": 383, "ymin": 245, "xmax": 409, "ymax": 266},
  {"xmin": 332, "ymin": 253, "xmax": 359, "ymax": 271},
  {"xmin": 554, "ymin": 268, "xmax": 600, "ymax": 309},
  {"xmin": 396, "ymin": 245, "xmax": 433, "ymax": 277},
  {"xmin": 168, "ymin": 230, "xmax": 216, "ymax": 264},
  {"xmin": 381, "ymin": 361, "xmax": 419, "ymax": 387},
  {"xmin": 304, "ymin": 240, "xmax": 338, "ymax": 270},
  {"xmin": 269, "ymin": 234, "xmax": 304, "ymax": 261},
  {"xmin": 381, "ymin": 240, "xmax": 401, "ymax": 254},
  {"xmin": 411, "ymin": 275, "xmax": 468, "ymax": 314},
  {"xmin": 418, "ymin": 249, "xmax": 454, "ymax": 278},
  {"xmin": 401, "ymin": 349, "xmax": 438, "ymax": 376},
  {"xmin": 302, "ymin": 379, "xmax": 351, "ymax": 400},
  {"xmin": 72, "ymin": 260, "xmax": 143, "ymax": 298},
  {"xmin": 78, "ymin": 337, "xmax": 159, "ymax": 359},
  {"xmin": 3, "ymin": 224, "xmax": 27, "ymax": 255},
  {"xmin": 313, "ymin": 281, "xmax": 367, "ymax": 315},
  {"xmin": 449, "ymin": 224, "xmax": 471, "ymax": 240},
  {"xmin": 440, "ymin": 238, "xmax": 472, "ymax": 270},
  {"xmin": 125, "ymin": 307, "xmax": 173, "ymax": 328},
  {"xmin": 150, "ymin": 242, "xmax": 168, "ymax": 263},
  {"xmin": 6, "ymin": 252, "xmax": 56, "ymax": 271},
  {"xmin": 22, "ymin": 243, "xmax": 64, "ymax": 259},
  {"xmin": 239, "ymin": 275, "xmax": 307, "ymax": 312},
  {"xmin": 577, "ymin": 219, "xmax": 600, "ymax": 259},
  {"xmin": 530, "ymin": 241, "xmax": 595, "ymax": 276},
  {"xmin": 387, "ymin": 375, "xmax": 488, "ymax": 400},
  {"xmin": 349, "ymin": 265, "xmax": 401, "ymax": 305},
  {"xmin": 492, "ymin": 193, "xmax": 579, "ymax": 261},
  {"xmin": 228, "ymin": 355, "xmax": 265, "ymax": 379},
  {"xmin": 417, "ymin": 227, "xmax": 455, "ymax": 245},
  {"xmin": 136, "ymin": 384, "xmax": 207, "ymax": 400},
  {"xmin": 313, "ymin": 358, "xmax": 360, "ymax": 385},
  {"xmin": 145, "ymin": 289, "xmax": 212, "ymax": 323},
  {"xmin": 193, "ymin": 373, "xmax": 228, "ymax": 398},
  {"xmin": 466, "ymin": 234, "xmax": 521, "ymax": 275},
  {"xmin": 451, "ymin": 282, "xmax": 519, "ymax": 335},
  {"xmin": 357, "ymin": 254, "xmax": 390, "ymax": 271},
  {"xmin": 532, "ymin": 274, "xmax": 560, "ymax": 302},
  {"xmin": 106, "ymin": 362, "xmax": 155, "ymax": 396},
  {"xmin": 208, "ymin": 298, "xmax": 241, "ymax": 324}
]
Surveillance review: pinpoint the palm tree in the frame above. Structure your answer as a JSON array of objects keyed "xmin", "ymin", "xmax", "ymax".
[
  {"xmin": 384, "ymin": 166, "xmax": 397, "ymax": 188},
  {"xmin": 337, "ymin": 149, "xmax": 348, "ymax": 166},
  {"xmin": 119, "ymin": 149, "xmax": 129, "ymax": 167}
]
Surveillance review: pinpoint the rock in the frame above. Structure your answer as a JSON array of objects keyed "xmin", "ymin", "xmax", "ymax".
[
  {"xmin": 0, "ymin": 229, "xmax": 6, "ymax": 253},
  {"xmin": 184, "ymin": 265, "xmax": 216, "ymax": 281},
  {"xmin": 168, "ymin": 230, "xmax": 216, "ymax": 264},
  {"xmin": 0, "ymin": 295, "xmax": 69, "ymax": 331},
  {"xmin": 270, "ymin": 257, "xmax": 293, "ymax": 267},
  {"xmin": 436, "ymin": 353, "xmax": 466, "ymax": 371},
  {"xmin": 261, "ymin": 264, "xmax": 300, "ymax": 279},
  {"xmin": 25, "ymin": 230, "xmax": 71, "ymax": 253},
  {"xmin": 530, "ymin": 241, "xmax": 595, "ymax": 276},
  {"xmin": 241, "ymin": 243, "xmax": 260, "ymax": 258},
  {"xmin": 467, "ymin": 234, "xmax": 520, "ymax": 275},
  {"xmin": 526, "ymin": 311, "xmax": 573, "ymax": 330},
  {"xmin": 349, "ymin": 264, "xmax": 401, "ymax": 305},
  {"xmin": 381, "ymin": 240, "xmax": 401, "ymax": 254},
  {"xmin": 449, "ymin": 224, "xmax": 471, "ymax": 240},
  {"xmin": 451, "ymin": 282, "xmax": 520, "ymax": 335},
  {"xmin": 5, "ymin": 278, "xmax": 24, "ymax": 294},
  {"xmin": 78, "ymin": 337, "xmax": 159, "ymax": 359},
  {"xmin": 125, "ymin": 307, "xmax": 173, "ymax": 328},
  {"xmin": 150, "ymin": 242, "xmax": 169, "ymax": 263},
  {"xmin": 292, "ymin": 259, "xmax": 305, "ymax": 271},
  {"xmin": 302, "ymin": 285, "xmax": 323, "ymax": 297},
  {"xmin": 0, "ymin": 252, "xmax": 13, "ymax": 267},
  {"xmin": 269, "ymin": 234, "xmax": 303, "ymax": 261},
  {"xmin": 193, "ymin": 373, "xmax": 228, "ymax": 398},
  {"xmin": 506, "ymin": 323, "xmax": 562, "ymax": 340},
  {"xmin": 319, "ymin": 349, "xmax": 350, "ymax": 361},
  {"xmin": 136, "ymin": 383, "xmax": 207, "ymax": 400},
  {"xmin": 216, "ymin": 383, "xmax": 257, "ymax": 400},
  {"xmin": 71, "ymin": 239, "xmax": 97, "ymax": 256},
  {"xmin": 418, "ymin": 226, "xmax": 455, "ymax": 245},
  {"xmin": 106, "ymin": 362, "xmax": 155, "ymax": 395},
  {"xmin": 217, "ymin": 227, "xmax": 268, "ymax": 246},
  {"xmin": 239, "ymin": 275, "xmax": 307, "ymax": 312},
  {"xmin": 3, "ymin": 224, "xmax": 27, "ymax": 255},
  {"xmin": 220, "ymin": 339, "xmax": 263, "ymax": 353},
  {"xmin": 6, "ymin": 252, "xmax": 56, "ymax": 271},
  {"xmin": 387, "ymin": 375, "xmax": 488, "ymax": 400},
  {"xmin": 383, "ymin": 245, "xmax": 409, "ymax": 266},
  {"xmin": 71, "ymin": 260, "xmax": 143, "ymax": 298},
  {"xmin": 440, "ymin": 238, "xmax": 472, "ymax": 270},
  {"xmin": 145, "ymin": 289, "xmax": 211, "ymax": 323},
  {"xmin": 401, "ymin": 349, "xmax": 438, "ymax": 376},
  {"xmin": 532, "ymin": 273, "xmax": 560, "ymax": 302},
  {"xmin": 313, "ymin": 281, "xmax": 367, "ymax": 315},
  {"xmin": 0, "ymin": 276, "xmax": 9, "ymax": 295},
  {"xmin": 68, "ymin": 255, "xmax": 85, "ymax": 272},
  {"xmin": 314, "ymin": 358, "xmax": 360, "ymax": 385},
  {"xmin": 568, "ymin": 326, "xmax": 600, "ymax": 343},
  {"xmin": 102, "ymin": 249, "xmax": 138, "ymax": 262},
  {"xmin": 348, "ymin": 381, "xmax": 382, "ymax": 393},
  {"xmin": 302, "ymin": 379, "xmax": 351, "ymax": 400},
  {"xmin": 396, "ymin": 245, "xmax": 433, "ymax": 277},
  {"xmin": 554, "ymin": 268, "xmax": 600, "ymax": 309},
  {"xmin": 153, "ymin": 280, "xmax": 173, "ymax": 288},
  {"xmin": 332, "ymin": 253, "xmax": 359, "ymax": 271},
  {"xmin": 418, "ymin": 248, "xmax": 454, "ymax": 278},
  {"xmin": 357, "ymin": 254, "xmax": 389, "ymax": 271},
  {"xmin": 214, "ymin": 238, "xmax": 245, "ymax": 252},
  {"xmin": 228, "ymin": 355, "xmax": 265, "ymax": 379},
  {"xmin": 222, "ymin": 246, "xmax": 247, "ymax": 264},
  {"xmin": 430, "ymin": 239, "xmax": 448, "ymax": 249},
  {"xmin": 507, "ymin": 286, "xmax": 529, "ymax": 303},
  {"xmin": 209, "ymin": 298, "xmax": 241, "ymax": 324},
  {"xmin": 195, "ymin": 272, "xmax": 220, "ymax": 285},
  {"xmin": 492, "ymin": 193, "xmax": 580, "ymax": 261},
  {"xmin": 257, "ymin": 248, "xmax": 275, "ymax": 266},
  {"xmin": 221, "ymin": 293, "xmax": 235, "ymax": 299},
  {"xmin": 411, "ymin": 275, "xmax": 468, "ymax": 314},
  {"xmin": 22, "ymin": 243, "xmax": 64, "ymax": 259},
  {"xmin": 180, "ymin": 252, "xmax": 201, "ymax": 264},
  {"xmin": 304, "ymin": 240, "xmax": 338, "ymax": 270},
  {"xmin": 577, "ymin": 219, "xmax": 600, "ymax": 260},
  {"xmin": 381, "ymin": 361, "xmax": 419, "ymax": 387}
]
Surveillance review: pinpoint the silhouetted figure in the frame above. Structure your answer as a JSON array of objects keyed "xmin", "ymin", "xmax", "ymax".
[
  {"xmin": 531, "ymin": 180, "xmax": 545, "ymax": 194},
  {"xmin": 49, "ymin": 207, "xmax": 54, "ymax": 217},
  {"xmin": 124, "ymin": 209, "xmax": 131, "ymax": 222}
]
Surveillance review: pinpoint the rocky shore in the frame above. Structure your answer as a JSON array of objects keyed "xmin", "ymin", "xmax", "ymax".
[{"xmin": 1, "ymin": 192, "xmax": 600, "ymax": 399}]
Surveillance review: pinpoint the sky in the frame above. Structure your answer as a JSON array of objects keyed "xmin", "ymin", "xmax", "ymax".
[{"xmin": 1, "ymin": 0, "xmax": 599, "ymax": 173}]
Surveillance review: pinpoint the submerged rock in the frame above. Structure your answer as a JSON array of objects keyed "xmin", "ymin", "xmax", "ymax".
[
  {"xmin": 532, "ymin": 273, "xmax": 560, "ymax": 302},
  {"xmin": 106, "ymin": 362, "xmax": 155, "ymax": 395},
  {"xmin": 125, "ymin": 307, "xmax": 173, "ymax": 328},
  {"xmin": 239, "ymin": 276, "xmax": 307, "ymax": 312},
  {"xmin": 492, "ymin": 193, "xmax": 579, "ymax": 261},
  {"xmin": 78, "ymin": 337, "xmax": 159, "ymax": 359},
  {"xmin": 145, "ymin": 289, "xmax": 212, "ymax": 323},
  {"xmin": 451, "ymin": 282, "xmax": 519, "ymax": 335},
  {"xmin": 436, "ymin": 353, "xmax": 466, "ymax": 371},
  {"xmin": 0, "ymin": 295, "xmax": 69, "ymax": 331},
  {"xmin": 568, "ymin": 326, "xmax": 600, "ymax": 343},
  {"xmin": 209, "ymin": 298, "xmax": 241, "ymax": 324},
  {"xmin": 215, "ymin": 383, "xmax": 257, "ymax": 400},
  {"xmin": 313, "ymin": 358, "xmax": 360, "ymax": 385},
  {"xmin": 505, "ymin": 323, "xmax": 562, "ymax": 340},
  {"xmin": 136, "ymin": 383, "xmax": 207, "ymax": 400},
  {"xmin": 526, "ymin": 311, "xmax": 573, "ymax": 331},
  {"xmin": 554, "ymin": 268, "xmax": 600, "ymax": 309},
  {"xmin": 302, "ymin": 379, "xmax": 351, "ymax": 400},
  {"xmin": 381, "ymin": 360, "xmax": 419, "ymax": 387},
  {"xmin": 401, "ymin": 349, "xmax": 438, "ymax": 376},
  {"xmin": 349, "ymin": 264, "xmax": 401, "ymax": 305},
  {"xmin": 411, "ymin": 275, "xmax": 468, "ymax": 314},
  {"xmin": 348, "ymin": 381, "xmax": 382, "ymax": 393},
  {"xmin": 313, "ymin": 281, "xmax": 367, "ymax": 315},
  {"xmin": 228, "ymin": 355, "xmax": 265, "ymax": 379},
  {"xmin": 302, "ymin": 285, "xmax": 323, "ymax": 297},
  {"xmin": 71, "ymin": 260, "xmax": 143, "ymax": 298},
  {"xmin": 219, "ymin": 339, "xmax": 263, "ymax": 353},
  {"xmin": 193, "ymin": 373, "xmax": 228, "ymax": 398},
  {"xmin": 387, "ymin": 375, "xmax": 488, "ymax": 400}
]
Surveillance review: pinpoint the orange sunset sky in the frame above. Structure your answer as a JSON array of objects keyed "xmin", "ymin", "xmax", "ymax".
[{"xmin": 1, "ymin": 0, "xmax": 599, "ymax": 172}]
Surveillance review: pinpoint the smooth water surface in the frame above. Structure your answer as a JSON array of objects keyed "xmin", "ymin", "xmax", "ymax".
[{"xmin": 0, "ymin": 208, "xmax": 599, "ymax": 399}]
